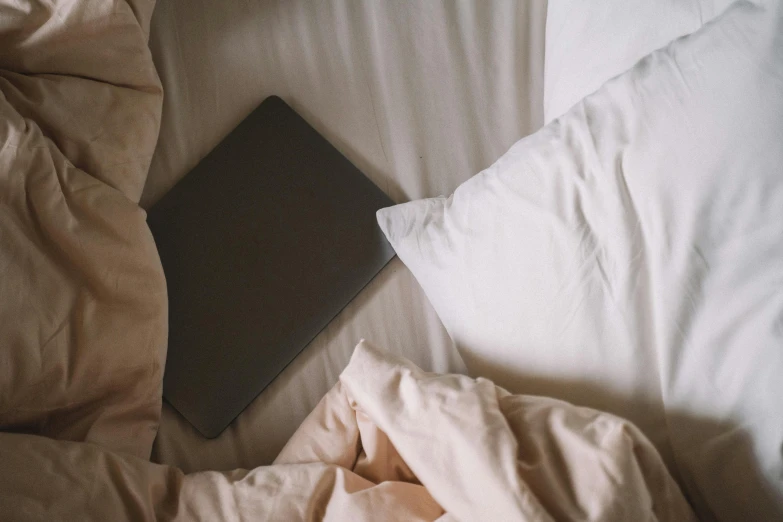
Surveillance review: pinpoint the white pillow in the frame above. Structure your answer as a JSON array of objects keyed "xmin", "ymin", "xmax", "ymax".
[
  {"xmin": 543, "ymin": 0, "xmax": 738, "ymax": 123},
  {"xmin": 379, "ymin": 4, "xmax": 783, "ymax": 520}
]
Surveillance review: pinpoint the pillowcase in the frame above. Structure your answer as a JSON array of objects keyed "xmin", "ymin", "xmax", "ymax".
[
  {"xmin": 543, "ymin": 0, "xmax": 737, "ymax": 123},
  {"xmin": 378, "ymin": 4, "xmax": 783, "ymax": 520}
]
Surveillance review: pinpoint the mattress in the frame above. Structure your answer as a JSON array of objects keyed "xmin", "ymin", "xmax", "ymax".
[{"xmin": 145, "ymin": 0, "xmax": 548, "ymax": 472}]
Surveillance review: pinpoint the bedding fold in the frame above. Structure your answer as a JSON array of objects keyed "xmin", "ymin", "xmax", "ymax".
[
  {"xmin": 0, "ymin": 341, "xmax": 695, "ymax": 521},
  {"xmin": 0, "ymin": 0, "xmax": 164, "ymax": 458}
]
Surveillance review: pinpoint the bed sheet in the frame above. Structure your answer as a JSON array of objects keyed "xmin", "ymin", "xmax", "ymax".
[{"xmin": 145, "ymin": 0, "xmax": 547, "ymax": 472}]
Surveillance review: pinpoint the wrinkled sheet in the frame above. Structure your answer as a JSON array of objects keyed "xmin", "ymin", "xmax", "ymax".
[
  {"xmin": 1, "ymin": 341, "xmax": 696, "ymax": 521},
  {"xmin": 145, "ymin": 0, "xmax": 546, "ymax": 472},
  {"xmin": 0, "ymin": 0, "xmax": 164, "ymax": 458}
]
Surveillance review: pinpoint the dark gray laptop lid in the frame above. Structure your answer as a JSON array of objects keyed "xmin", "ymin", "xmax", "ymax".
[{"xmin": 147, "ymin": 96, "xmax": 395, "ymax": 438}]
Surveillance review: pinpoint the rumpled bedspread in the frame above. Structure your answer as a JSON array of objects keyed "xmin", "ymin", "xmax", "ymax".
[
  {"xmin": 2, "ymin": 339, "xmax": 695, "ymax": 521},
  {"xmin": 0, "ymin": 1, "xmax": 694, "ymax": 520}
]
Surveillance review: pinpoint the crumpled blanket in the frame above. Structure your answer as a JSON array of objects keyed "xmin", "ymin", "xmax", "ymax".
[
  {"xmin": 0, "ymin": 1, "xmax": 695, "ymax": 520},
  {"xmin": 2, "ymin": 340, "xmax": 694, "ymax": 521},
  {"xmin": 0, "ymin": 0, "xmax": 165, "ymax": 457}
]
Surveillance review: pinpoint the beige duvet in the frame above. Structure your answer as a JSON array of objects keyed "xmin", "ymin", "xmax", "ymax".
[
  {"xmin": 1, "ymin": 339, "xmax": 697, "ymax": 521},
  {"xmin": 0, "ymin": 0, "xmax": 694, "ymax": 520}
]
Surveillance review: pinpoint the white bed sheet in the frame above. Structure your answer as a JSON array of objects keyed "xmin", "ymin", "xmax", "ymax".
[{"xmin": 145, "ymin": 0, "xmax": 547, "ymax": 472}]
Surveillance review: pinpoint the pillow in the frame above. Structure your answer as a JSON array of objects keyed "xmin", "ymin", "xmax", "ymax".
[
  {"xmin": 378, "ymin": 4, "xmax": 783, "ymax": 520},
  {"xmin": 543, "ymin": 0, "xmax": 738, "ymax": 123}
]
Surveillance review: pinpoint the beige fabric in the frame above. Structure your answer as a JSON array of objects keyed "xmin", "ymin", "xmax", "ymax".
[
  {"xmin": 0, "ymin": 341, "xmax": 696, "ymax": 521},
  {"xmin": 145, "ymin": 0, "xmax": 546, "ymax": 473},
  {"xmin": 0, "ymin": 0, "xmax": 164, "ymax": 458}
]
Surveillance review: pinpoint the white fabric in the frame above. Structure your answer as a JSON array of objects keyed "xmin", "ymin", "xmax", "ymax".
[
  {"xmin": 378, "ymin": 4, "xmax": 783, "ymax": 520},
  {"xmin": 144, "ymin": 0, "xmax": 547, "ymax": 473},
  {"xmin": 543, "ymin": 0, "xmax": 738, "ymax": 123}
]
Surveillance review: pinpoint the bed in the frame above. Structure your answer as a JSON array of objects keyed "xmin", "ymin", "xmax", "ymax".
[{"xmin": 2, "ymin": 0, "xmax": 782, "ymax": 520}]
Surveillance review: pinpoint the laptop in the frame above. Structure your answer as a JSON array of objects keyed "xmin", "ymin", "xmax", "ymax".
[{"xmin": 147, "ymin": 96, "xmax": 395, "ymax": 438}]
